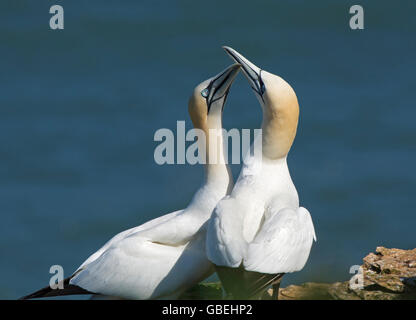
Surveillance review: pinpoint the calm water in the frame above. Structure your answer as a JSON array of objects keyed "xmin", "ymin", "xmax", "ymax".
[{"xmin": 1, "ymin": 1, "xmax": 415, "ymax": 299}]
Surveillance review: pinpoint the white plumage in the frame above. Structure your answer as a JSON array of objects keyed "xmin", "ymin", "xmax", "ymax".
[
  {"xmin": 22, "ymin": 64, "xmax": 241, "ymax": 300},
  {"xmin": 68, "ymin": 64, "xmax": 242, "ymax": 299},
  {"xmin": 71, "ymin": 209, "xmax": 214, "ymax": 299},
  {"xmin": 206, "ymin": 47, "xmax": 316, "ymax": 298},
  {"xmin": 207, "ymin": 155, "xmax": 316, "ymax": 275},
  {"xmin": 244, "ymin": 207, "xmax": 316, "ymax": 274}
]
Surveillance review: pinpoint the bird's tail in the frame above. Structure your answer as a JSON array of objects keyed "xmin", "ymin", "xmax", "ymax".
[
  {"xmin": 216, "ymin": 265, "xmax": 284, "ymax": 300},
  {"xmin": 19, "ymin": 275, "xmax": 93, "ymax": 300}
]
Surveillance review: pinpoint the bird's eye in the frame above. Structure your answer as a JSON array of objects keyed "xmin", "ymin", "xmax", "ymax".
[{"xmin": 201, "ymin": 88, "xmax": 209, "ymax": 98}]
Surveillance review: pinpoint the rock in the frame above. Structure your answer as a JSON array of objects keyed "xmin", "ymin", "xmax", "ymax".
[
  {"xmin": 277, "ymin": 282, "xmax": 334, "ymax": 300},
  {"xmin": 327, "ymin": 281, "xmax": 361, "ymax": 300},
  {"xmin": 357, "ymin": 247, "xmax": 416, "ymax": 296}
]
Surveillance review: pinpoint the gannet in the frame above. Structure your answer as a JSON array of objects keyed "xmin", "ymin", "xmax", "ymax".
[
  {"xmin": 21, "ymin": 63, "xmax": 241, "ymax": 300},
  {"xmin": 206, "ymin": 47, "xmax": 316, "ymax": 300}
]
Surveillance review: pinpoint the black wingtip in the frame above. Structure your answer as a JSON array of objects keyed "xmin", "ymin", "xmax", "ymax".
[{"xmin": 19, "ymin": 276, "xmax": 93, "ymax": 300}]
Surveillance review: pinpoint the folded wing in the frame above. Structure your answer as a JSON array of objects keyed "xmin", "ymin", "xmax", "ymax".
[
  {"xmin": 243, "ymin": 207, "xmax": 316, "ymax": 274},
  {"xmin": 70, "ymin": 210, "xmax": 212, "ymax": 299}
]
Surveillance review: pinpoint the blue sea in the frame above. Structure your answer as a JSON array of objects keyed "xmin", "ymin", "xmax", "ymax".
[{"xmin": 1, "ymin": 0, "xmax": 415, "ymax": 299}]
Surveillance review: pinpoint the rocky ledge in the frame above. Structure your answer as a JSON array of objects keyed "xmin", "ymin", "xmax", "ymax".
[{"xmin": 181, "ymin": 247, "xmax": 416, "ymax": 300}]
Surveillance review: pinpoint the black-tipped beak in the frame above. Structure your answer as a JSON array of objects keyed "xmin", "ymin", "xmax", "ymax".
[
  {"xmin": 205, "ymin": 63, "xmax": 241, "ymax": 112},
  {"xmin": 223, "ymin": 46, "xmax": 265, "ymax": 97}
]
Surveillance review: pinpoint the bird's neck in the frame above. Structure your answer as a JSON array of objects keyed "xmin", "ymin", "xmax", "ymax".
[
  {"xmin": 260, "ymin": 105, "xmax": 298, "ymax": 160},
  {"xmin": 203, "ymin": 114, "xmax": 233, "ymax": 190},
  {"xmin": 187, "ymin": 114, "xmax": 233, "ymax": 215}
]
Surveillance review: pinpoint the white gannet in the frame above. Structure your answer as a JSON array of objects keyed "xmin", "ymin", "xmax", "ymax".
[
  {"xmin": 206, "ymin": 47, "xmax": 316, "ymax": 300},
  {"xmin": 21, "ymin": 63, "xmax": 241, "ymax": 300}
]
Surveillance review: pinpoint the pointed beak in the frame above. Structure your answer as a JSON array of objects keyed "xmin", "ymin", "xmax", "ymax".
[
  {"xmin": 205, "ymin": 63, "xmax": 241, "ymax": 112},
  {"xmin": 222, "ymin": 46, "xmax": 265, "ymax": 96}
]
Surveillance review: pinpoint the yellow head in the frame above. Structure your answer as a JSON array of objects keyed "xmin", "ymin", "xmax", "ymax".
[
  {"xmin": 188, "ymin": 63, "xmax": 241, "ymax": 134},
  {"xmin": 223, "ymin": 46, "xmax": 299, "ymax": 160},
  {"xmin": 188, "ymin": 64, "xmax": 241, "ymax": 165}
]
